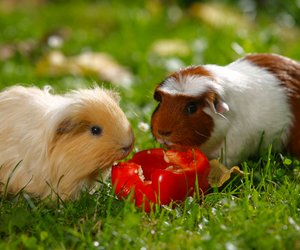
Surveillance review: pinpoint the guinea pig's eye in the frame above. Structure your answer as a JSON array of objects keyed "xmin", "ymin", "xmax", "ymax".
[
  {"xmin": 154, "ymin": 91, "xmax": 162, "ymax": 102},
  {"xmin": 90, "ymin": 126, "xmax": 102, "ymax": 136},
  {"xmin": 185, "ymin": 102, "xmax": 198, "ymax": 114}
]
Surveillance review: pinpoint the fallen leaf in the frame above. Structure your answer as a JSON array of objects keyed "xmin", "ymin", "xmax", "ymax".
[
  {"xmin": 36, "ymin": 50, "xmax": 133, "ymax": 87},
  {"xmin": 36, "ymin": 50, "xmax": 77, "ymax": 75},
  {"xmin": 208, "ymin": 159, "xmax": 244, "ymax": 187},
  {"xmin": 76, "ymin": 52, "xmax": 133, "ymax": 87},
  {"xmin": 189, "ymin": 2, "xmax": 251, "ymax": 29},
  {"xmin": 151, "ymin": 39, "xmax": 190, "ymax": 57}
]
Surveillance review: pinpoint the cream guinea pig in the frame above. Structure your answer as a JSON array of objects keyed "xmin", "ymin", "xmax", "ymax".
[
  {"xmin": 0, "ymin": 86, "xmax": 134, "ymax": 200},
  {"xmin": 151, "ymin": 53, "xmax": 300, "ymax": 165}
]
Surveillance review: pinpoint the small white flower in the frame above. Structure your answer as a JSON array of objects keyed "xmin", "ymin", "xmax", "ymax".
[
  {"xmin": 198, "ymin": 223, "xmax": 204, "ymax": 230},
  {"xmin": 138, "ymin": 122, "xmax": 149, "ymax": 132},
  {"xmin": 93, "ymin": 241, "xmax": 100, "ymax": 247},
  {"xmin": 225, "ymin": 242, "xmax": 237, "ymax": 250},
  {"xmin": 48, "ymin": 35, "xmax": 63, "ymax": 48}
]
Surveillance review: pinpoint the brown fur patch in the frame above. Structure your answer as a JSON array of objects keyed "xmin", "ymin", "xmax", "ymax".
[
  {"xmin": 245, "ymin": 53, "xmax": 300, "ymax": 157},
  {"xmin": 170, "ymin": 66, "xmax": 212, "ymax": 82},
  {"xmin": 151, "ymin": 90, "xmax": 214, "ymax": 148},
  {"xmin": 51, "ymin": 119, "xmax": 90, "ymax": 154}
]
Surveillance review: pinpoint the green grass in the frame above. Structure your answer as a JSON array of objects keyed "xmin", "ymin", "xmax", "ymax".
[{"xmin": 0, "ymin": 0, "xmax": 300, "ymax": 249}]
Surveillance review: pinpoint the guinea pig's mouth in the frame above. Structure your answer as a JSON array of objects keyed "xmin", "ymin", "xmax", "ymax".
[
  {"xmin": 157, "ymin": 138, "xmax": 192, "ymax": 152},
  {"xmin": 117, "ymin": 143, "xmax": 134, "ymax": 160}
]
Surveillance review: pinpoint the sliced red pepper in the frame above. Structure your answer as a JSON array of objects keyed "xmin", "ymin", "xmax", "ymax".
[{"xmin": 111, "ymin": 148, "xmax": 210, "ymax": 212}]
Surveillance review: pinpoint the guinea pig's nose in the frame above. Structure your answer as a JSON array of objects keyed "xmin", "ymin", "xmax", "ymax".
[{"xmin": 158, "ymin": 130, "xmax": 172, "ymax": 137}]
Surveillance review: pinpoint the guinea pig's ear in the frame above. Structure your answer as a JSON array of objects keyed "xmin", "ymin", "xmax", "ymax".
[
  {"xmin": 206, "ymin": 92, "xmax": 229, "ymax": 117},
  {"xmin": 154, "ymin": 90, "xmax": 162, "ymax": 102},
  {"xmin": 57, "ymin": 118, "xmax": 76, "ymax": 134}
]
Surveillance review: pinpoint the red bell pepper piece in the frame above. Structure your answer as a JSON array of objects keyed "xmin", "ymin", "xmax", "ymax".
[{"xmin": 111, "ymin": 148, "xmax": 210, "ymax": 212}]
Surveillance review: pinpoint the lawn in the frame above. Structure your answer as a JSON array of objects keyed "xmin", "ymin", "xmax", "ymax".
[{"xmin": 0, "ymin": 0, "xmax": 300, "ymax": 249}]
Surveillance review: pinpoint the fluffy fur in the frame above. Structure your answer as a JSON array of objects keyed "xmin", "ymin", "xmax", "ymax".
[
  {"xmin": 0, "ymin": 86, "xmax": 134, "ymax": 200},
  {"xmin": 151, "ymin": 53, "xmax": 300, "ymax": 165}
]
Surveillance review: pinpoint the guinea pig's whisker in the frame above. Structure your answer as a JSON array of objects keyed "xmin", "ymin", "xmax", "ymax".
[{"xmin": 194, "ymin": 130, "xmax": 209, "ymax": 139}]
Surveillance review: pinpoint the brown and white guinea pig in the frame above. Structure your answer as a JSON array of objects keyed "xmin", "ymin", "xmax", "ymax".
[
  {"xmin": 151, "ymin": 53, "xmax": 300, "ymax": 166},
  {"xmin": 0, "ymin": 85, "xmax": 134, "ymax": 200}
]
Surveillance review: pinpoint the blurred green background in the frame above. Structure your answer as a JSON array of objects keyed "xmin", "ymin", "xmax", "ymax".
[{"xmin": 1, "ymin": 0, "xmax": 299, "ymax": 83}]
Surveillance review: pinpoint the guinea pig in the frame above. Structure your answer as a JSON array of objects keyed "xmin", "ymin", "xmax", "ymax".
[
  {"xmin": 151, "ymin": 53, "xmax": 300, "ymax": 166},
  {"xmin": 0, "ymin": 85, "xmax": 134, "ymax": 200}
]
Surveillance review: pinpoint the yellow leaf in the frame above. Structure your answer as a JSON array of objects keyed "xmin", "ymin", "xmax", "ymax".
[
  {"xmin": 151, "ymin": 39, "xmax": 190, "ymax": 57},
  {"xmin": 189, "ymin": 3, "xmax": 251, "ymax": 29},
  {"xmin": 36, "ymin": 51, "xmax": 133, "ymax": 87},
  {"xmin": 208, "ymin": 159, "xmax": 244, "ymax": 187}
]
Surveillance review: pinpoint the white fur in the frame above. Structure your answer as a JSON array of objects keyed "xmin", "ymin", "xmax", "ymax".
[
  {"xmin": 0, "ymin": 86, "xmax": 134, "ymax": 200},
  {"xmin": 161, "ymin": 73, "xmax": 224, "ymax": 97},
  {"xmin": 160, "ymin": 60, "xmax": 293, "ymax": 165}
]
